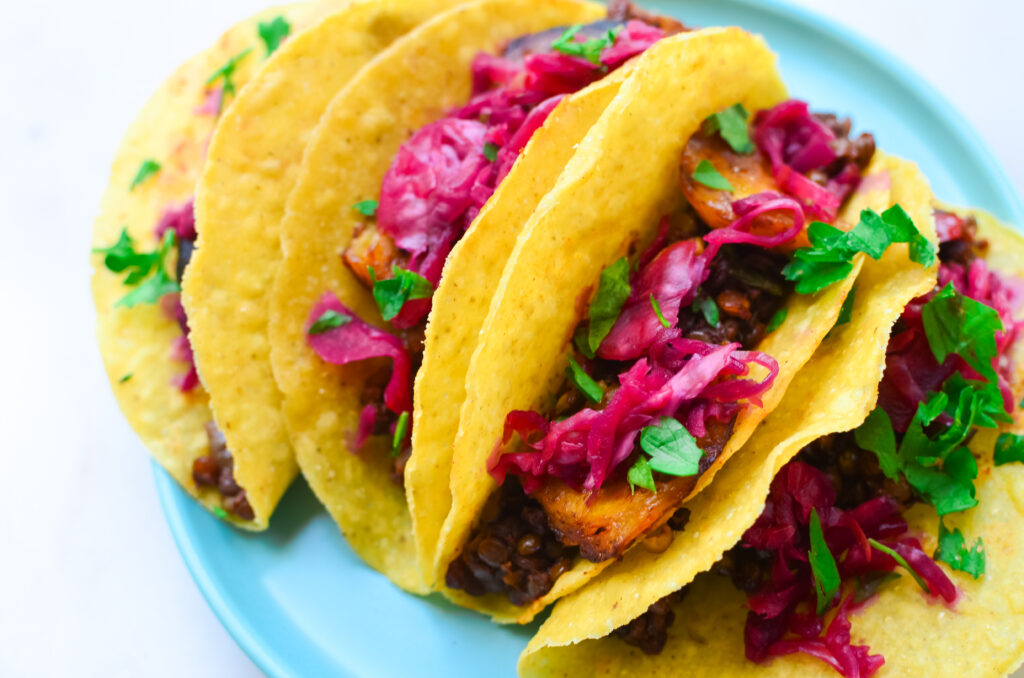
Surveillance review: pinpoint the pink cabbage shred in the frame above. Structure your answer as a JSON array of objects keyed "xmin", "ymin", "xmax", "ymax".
[
  {"xmin": 155, "ymin": 199, "xmax": 198, "ymax": 392},
  {"xmin": 375, "ymin": 20, "xmax": 665, "ymax": 328}
]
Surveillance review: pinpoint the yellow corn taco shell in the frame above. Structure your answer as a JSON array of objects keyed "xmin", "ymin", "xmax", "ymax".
[
  {"xmin": 434, "ymin": 28, "xmax": 887, "ymax": 623},
  {"xmin": 516, "ymin": 168, "xmax": 1024, "ymax": 678},
  {"xmin": 180, "ymin": 0, "xmax": 464, "ymax": 530},
  {"xmin": 90, "ymin": 2, "xmax": 343, "ymax": 530},
  {"xmin": 268, "ymin": 0, "xmax": 608, "ymax": 594}
]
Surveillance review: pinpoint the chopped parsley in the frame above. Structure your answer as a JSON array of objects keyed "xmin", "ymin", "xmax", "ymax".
[
  {"xmin": 995, "ymin": 432, "xmax": 1024, "ymax": 466},
  {"xmin": 551, "ymin": 24, "xmax": 619, "ymax": 66},
  {"xmin": 119, "ymin": 373, "xmax": 133, "ymax": 383},
  {"xmin": 258, "ymin": 16, "xmax": 291, "ymax": 56},
  {"xmin": 784, "ymin": 206, "xmax": 936, "ymax": 294},
  {"xmin": 580, "ymin": 257, "xmax": 631, "ymax": 357},
  {"xmin": 370, "ymin": 266, "xmax": 433, "ymax": 321},
  {"xmin": 868, "ymin": 539, "xmax": 930, "ymax": 594},
  {"xmin": 808, "ymin": 508, "xmax": 840, "ymax": 615},
  {"xmin": 483, "ymin": 142, "xmax": 499, "ymax": 163},
  {"xmin": 352, "ymin": 199, "xmax": 379, "ymax": 217},
  {"xmin": 392, "ymin": 411, "xmax": 410, "ymax": 457},
  {"xmin": 922, "ymin": 283, "xmax": 1002, "ymax": 383},
  {"xmin": 308, "ymin": 309, "xmax": 352, "ymax": 335},
  {"xmin": 639, "ymin": 417, "xmax": 703, "ymax": 477},
  {"xmin": 703, "ymin": 103, "xmax": 753, "ymax": 154},
  {"xmin": 212, "ymin": 506, "xmax": 228, "ymax": 519},
  {"xmin": 627, "ymin": 455, "xmax": 656, "ymax": 493},
  {"xmin": 93, "ymin": 229, "xmax": 180, "ymax": 307},
  {"xmin": 691, "ymin": 159, "xmax": 734, "ymax": 191},
  {"xmin": 206, "ymin": 48, "xmax": 253, "ymax": 110},
  {"xmin": 697, "ymin": 296, "xmax": 719, "ymax": 327},
  {"xmin": 650, "ymin": 294, "xmax": 670, "ymax": 328},
  {"xmin": 766, "ymin": 307, "xmax": 787, "ymax": 333},
  {"xmin": 934, "ymin": 519, "xmax": 985, "ymax": 578},
  {"xmin": 129, "ymin": 159, "xmax": 161, "ymax": 191},
  {"xmin": 565, "ymin": 356, "xmax": 604, "ymax": 403}
]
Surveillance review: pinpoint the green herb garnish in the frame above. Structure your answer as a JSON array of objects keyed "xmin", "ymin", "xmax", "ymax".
[
  {"xmin": 566, "ymin": 356, "xmax": 604, "ymax": 403},
  {"xmin": 129, "ymin": 159, "xmax": 161, "ymax": 191},
  {"xmin": 766, "ymin": 308, "xmax": 787, "ymax": 333},
  {"xmin": 692, "ymin": 159, "xmax": 734, "ymax": 191},
  {"xmin": 258, "ymin": 16, "xmax": 291, "ymax": 57},
  {"xmin": 650, "ymin": 294, "xmax": 670, "ymax": 328},
  {"xmin": 392, "ymin": 411, "xmax": 410, "ymax": 457},
  {"xmin": 212, "ymin": 506, "xmax": 228, "ymax": 519},
  {"xmin": 934, "ymin": 519, "xmax": 985, "ymax": 578},
  {"xmin": 784, "ymin": 206, "xmax": 935, "ymax": 294},
  {"xmin": 922, "ymin": 283, "xmax": 1002, "ymax": 383},
  {"xmin": 551, "ymin": 24, "xmax": 617, "ymax": 66},
  {"xmin": 868, "ymin": 539, "xmax": 930, "ymax": 593},
  {"xmin": 119, "ymin": 373, "xmax": 133, "ymax": 383},
  {"xmin": 694, "ymin": 296, "xmax": 719, "ymax": 327},
  {"xmin": 308, "ymin": 309, "xmax": 352, "ymax": 335},
  {"xmin": 627, "ymin": 455, "xmax": 656, "ymax": 493},
  {"xmin": 639, "ymin": 417, "xmax": 703, "ymax": 477},
  {"xmin": 995, "ymin": 432, "xmax": 1024, "ymax": 466},
  {"xmin": 703, "ymin": 103, "xmax": 753, "ymax": 154},
  {"xmin": 483, "ymin": 142, "xmax": 499, "ymax": 163},
  {"xmin": 352, "ymin": 199, "xmax": 379, "ymax": 217},
  {"xmin": 94, "ymin": 229, "xmax": 180, "ymax": 307},
  {"xmin": 582, "ymin": 257, "xmax": 631, "ymax": 357},
  {"xmin": 206, "ymin": 48, "xmax": 253, "ymax": 110},
  {"xmin": 370, "ymin": 266, "xmax": 433, "ymax": 321},
  {"xmin": 809, "ymin": 507, "xmax": 840, "ymax": 615},
  {"xmin": 834, "ymin": 285, "xmax": 856, "ymax": 327}
]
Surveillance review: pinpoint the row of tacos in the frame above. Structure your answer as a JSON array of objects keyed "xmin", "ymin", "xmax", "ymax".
[{"xmin": 91, "ymin": 0, "xmax": 1024, "ymax": 674}]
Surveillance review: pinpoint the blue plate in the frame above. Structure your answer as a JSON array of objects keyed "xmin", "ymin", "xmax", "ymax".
[{"xmin": 156, "ymin": 0, "xmax": 1024, "ymax": 676}]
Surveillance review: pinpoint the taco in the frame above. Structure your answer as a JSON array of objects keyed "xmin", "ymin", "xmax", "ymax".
[
  {"xmin": 435, "ymin": 31, "xmax": 936, "ymax": 623},
  {"xmin": 267, "ymin": 0, "xmax": 687, "ymax": 595},
  {"xmin": 90, "ymin": 2, "xmax": 356, "ymax": 529},
  {"xmin": 518, "ymin": 171, "xmax": 1024, "ymax": 678}
]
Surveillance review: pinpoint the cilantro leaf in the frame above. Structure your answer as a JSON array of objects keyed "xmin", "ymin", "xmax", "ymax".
[
  {"xmin": 627, "ymin": 455, "xmax": 656, "ymax": 493},
  {"xmin": 370, "ymin": 266, "xmax": 433, "ymax": 321},
  {"xmin": 308, "ymin": 309, "xmax": 352, "ymax": 335},
  {"xmin": 854, "ymin": 407, "xmax": 900, "ymax": 480},
  {"xmin": 115, "ymin": 267, "xmax": 180, "ymax": 308},
  {"xmin": 695, "ymin": 296, "xmax": 719, "ymax": 327},
  {"xmin": 566, "ymin": 356, "xmax": 604, "ymax": 404},
  {"xmin": 551, "ymin": 24, "xmax": 616, "ymax": 66},
  {"xmin": 119, "ymin": 373, "xmax": 133, "ymax": 383},
  {"xmin": 206, "ymin": 48, "xmax": 253, "ymax": 109},
  {"xmin": 809, "ymin": 507, "xmax": 841, "ymax": 615},
  {"xmin": 692, "ymin": 159, "xmax": 734, "ymax": 191},
  {"xmin": 835, "ymin": 285, "xmax": 856, "ymax": 327},
  {"xmin": 868, "ymin": 539, "xmax": 931, "ymax": 593},
  {"xmin": 639, "ymin": 417, "xmax": 703, "ymax": 477},
  {"xmin": 586, "ymin": 257, "xmax": 631, "ymax": 354},
  {"xmin": 784, "ymin": 206, "xmax": 935, "ymax": 294},
  {"xmin": 93, "ymin": 228, "xmax": 157, "ymax": 284},
  {"xmin": 212, "ymin": 506, "xmax": 228, "ymax": 519},
  {"xmin": 922, "ymin": 283, "xmax": 1002, "ymax": 382},
  {"xmin": 650, "ymin": 293, "xmax": 670, "ymax": 328},
  {"xmin": 703, "ymin": 103, "xmax": 753, "ymax": 154},
  {"xmin": 392, "ymin": 411, "xmax": 410, "ymax": 457},
  {"xmin": 483, "ymin": 142, "xmax": 499, "ymax": 163},
  {"xmin": 995, "ymin": 432, "xmax": 1024, "ymax": 466},
  {"xmin": 352, "ymin": 199, "xmax": 379, "ymax": 217},
  {"xmin": 258, "ymin": 16, "xmax": 291, "ymax": 57},
  {"xmin": 766, "ymin": 308, "xmax": 787, "ymax": 333},
  {"xmin": 95, "ymin": 229, "xmax": 180, "ymax": 307},
  {"xmin": 934, "ymin": 519, "xmax": 985, "ymax": 578},
  {"xmin": 129, "ymin": 159, "xmax": 161, "ymax": 191}
]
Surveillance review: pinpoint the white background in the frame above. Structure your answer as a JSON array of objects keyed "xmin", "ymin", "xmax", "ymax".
[{"xmin": 1, "ymin": 1, "xmax": 1022, "ymax": 677}]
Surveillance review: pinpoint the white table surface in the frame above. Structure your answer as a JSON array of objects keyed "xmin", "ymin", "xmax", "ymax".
[{"xmin": 1, "ymin": 1, "xmax": 1022, "ymax": 676}]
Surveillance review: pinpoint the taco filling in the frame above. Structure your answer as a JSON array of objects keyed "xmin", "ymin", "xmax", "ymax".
[
  {"xmin": 611, "ymin": 209, "xmax": 1024, "ymax": 677},
  {"xmin": 303, "ymin": 13, "xmax": 680, "ymax": 483},
  {"xmin": 441, "ymin": 98, "xmax": 929, "ymax": 607}
]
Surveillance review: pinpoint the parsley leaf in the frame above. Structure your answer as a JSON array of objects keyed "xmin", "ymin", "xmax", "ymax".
[
  {"xmin": 835, "ymin": 285, "xmax": 856, "ymax": 327},
  {"xmin": 855, "ymin": 407, "xmax": 900, "ymax": 479},
  {"xmin": 565, "ymin": 356, "xmax": 604, "ymax": 404},
  {"xmin": 258, "ymin": 16, "xmax": 291, "ymax": 57},
  {"xmin": 703, "ymin": 103, "xmax": 753, "ymax": 154},
  {"xmin": 868, "ymin": 539, "xmax": 931, "ymax": 593},
  {"xmin": 551, "ymin": 24, "xmax": 617, "ymax": 66},
  {"xmin": 922, "ymin": 283, "xmax": 1002, "ymax": 383},
  {"xmin": 627, "ymin": 455, "xmax": 656, "ymax": 493},
  {"xmin": 809, "ymin": 508, "xmax": 840, "ymax": 615},
  {"xmin": 585, "ymin": 257, "xmax": 631, "ymax": 355},
  {"xmin": 370, "ymin": 266, "xmax": 433, "ymax": 321},
  {"xmin": 650, "ymin": 294, "xmax": 670, "ymax": 328},
  {"xmin": 784, "ymin": 206, "xmax": 935, "ymax": 294},
  {"xmin": 95, "ymin": 229, "xmax": 180, "ymax": 307},
  {"xmin": 392, "ymin": 411, "xmax": 410, "ymax": 457},
  {"xmin": 639, "ymin": 417, "xmax": 703, "ymax": 477},
  {"xmin": 934, "ymin": 519, "xmax": 985, "ymax": 578},
  {"xmin": 995, "ymin": 432, "xmax": 1024, "ymax": 465},
  {"xmin": 352, "ymin": 199, "xmax": 379, "ymax": 217},
  {"xmin": 119, "ymin": 373, "xmax": 133, "ymax": 383},
  {"xmin": 692, "ymin": 159, "xmax": 734, "ymax": 191},
  {"xmin": 206, "ymin": 48, "xmax": 253, "ymax": 108},
  {"xmin": 308, "ymin": 309, "xmax": 352, "ymax": 335},
  {"xmin": 766, "ymin": 308, "xmax": 787, "ymax": 333},
  {"xmin": 129, "ymin": 159, "xmax": 161, "ymax": 191},
  {"xmin": 483, "ymin": 142, "xmax": 499, "ymax": 162},
  {"xmin": 695, "ymin": 296, "xmax": 719, "ymax": 326},
  {"xmin": 212, "ymin": 506, "xmax": 228, "ymax": 519},
  {"xmin": 116, "ymin": 267, "xmax": 180, "ymax": 308}
]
